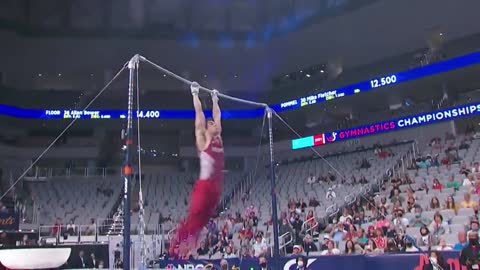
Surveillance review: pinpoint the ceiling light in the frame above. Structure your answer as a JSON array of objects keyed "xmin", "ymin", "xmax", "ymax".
[
  {"xmin": 204, "ymin": 74, "xmax": 208, "ymax": 78},
  {"xmin": 300, "ymin": 70, "xmax": 303, "ymax": 73},
  {"xmin": 234, "ymin": 74, "xmax": 238, "ymax": 78},
  {"xmin": 306, "ymin": 74, "xmax": 311, "ymax": 78},
  {"xmin": 38, "ymin": 73, "xmax": 42, "ymax": 77},
  {"xmin": 58, "ymin": 73, "xmax": 62, "ymax": 77},
  {"xmin": 439, "ymin": 32, "xmax": 443, "ymax": 36},
  {"xmin": 90, "ymin": 74, "xmax": 94, "ymax": 77},
  {"xmin": 163, "ymin": 74, "xmax": 167, "ymax": 77},
  {"xmin": 320, "ymin": 70, "xmax": 324, "ymax": 73}
]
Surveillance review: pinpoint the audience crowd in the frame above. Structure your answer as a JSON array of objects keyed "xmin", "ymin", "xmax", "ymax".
[{"xmin": 166, "ymin": 129, "xmax": 480, "ymax": 266}]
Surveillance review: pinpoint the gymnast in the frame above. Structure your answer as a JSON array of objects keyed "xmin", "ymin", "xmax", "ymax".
[{"xmin": 170, "ymin": 82, "xmax": 224, "ymax": 254}]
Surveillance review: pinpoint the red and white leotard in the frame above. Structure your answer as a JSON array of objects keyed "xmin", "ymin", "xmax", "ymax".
[{"xmin": 199, "ymin": 136, "xmax": 224, "ymax": 183}]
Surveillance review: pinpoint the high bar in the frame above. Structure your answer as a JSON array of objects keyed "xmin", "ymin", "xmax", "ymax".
[{"xmin": 140, "ymin": 56, "xmax": 268, "ymax": 108}]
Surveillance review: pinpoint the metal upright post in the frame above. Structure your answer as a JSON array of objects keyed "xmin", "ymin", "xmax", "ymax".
[
  {"xmin": 267, "ymin": 107, "xmax": 280, "ymax": 265},
  {"xmin": 122, "ymin": 55, "xmax": 139, "ymax": 270}
]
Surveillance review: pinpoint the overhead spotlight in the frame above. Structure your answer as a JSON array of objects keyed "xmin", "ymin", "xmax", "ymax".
[
  {"xmin": 439, "ymin": 32, "xmax": 443, "ymax": 36},
  {"xmin": 320, "ymin": 70, "xmax": 324, "ymax": 73},
  {"xmin": 58, "ymin": 73, "xmax": 62, "ymax": 77},
  {"xmin": 306, "ymin": 74, "xmax": 311, "ymax": 78},
  {"xmin": 38, "ymin": 73, "xmax": 42, "ymax": 77},
  {"xmin": 285, "ymin": 74, "xmax": 289, "ymax": 77},
  {"xmin": 204, "ymin": 74, "xmax": 208, "ymax": 78},
  {"xmin": 163, "ymin": 74, "xmax": 167, "ymax": 77},
  {"xmin": 300, "ymin": 70, "xmax": 303, "ymax": 73}
]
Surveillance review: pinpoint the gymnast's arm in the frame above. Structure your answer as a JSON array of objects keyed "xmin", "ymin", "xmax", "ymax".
[
  {"xmin": 193, "ymin": 93, "xmax": 207, "ymax": 151},
  {"xmin": 212, "ymin": 90, "xmax": 222, "ymax": 135}
]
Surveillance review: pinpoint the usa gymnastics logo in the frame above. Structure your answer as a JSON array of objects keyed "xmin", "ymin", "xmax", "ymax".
[{"xmin": 326, "ymin": 132, "xmax": 337, "ymax": 142}]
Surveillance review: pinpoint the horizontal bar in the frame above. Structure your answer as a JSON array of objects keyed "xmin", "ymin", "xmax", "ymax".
[{"xmin": 141, "ymin": 57, "xmax": 268, "ymax": 108}]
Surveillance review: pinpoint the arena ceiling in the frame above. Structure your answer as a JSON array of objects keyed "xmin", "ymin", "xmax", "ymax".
[{"xmin": 1, "ymin": 0, "xmax": 479, "ymax": 95}]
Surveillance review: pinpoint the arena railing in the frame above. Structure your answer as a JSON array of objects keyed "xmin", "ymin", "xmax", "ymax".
[
  {"xmin": 38, "ymin": 222, "xmax": 163, "ymax": 245},
  {"xmin": 302, "ymin": 217, "xmax": 319, "ymax": 237},
  {"xmin": 24, "ymin": 166, "xmax": 122, "ymax": 179},
  {"xmin": 278, "ymin": 232, "xmax": 293, "ymax": 255}
]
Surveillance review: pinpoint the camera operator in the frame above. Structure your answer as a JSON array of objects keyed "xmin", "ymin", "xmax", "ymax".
[{"xmin": 460, "ymin": 231, "xmax": 480, "ymax": 270}]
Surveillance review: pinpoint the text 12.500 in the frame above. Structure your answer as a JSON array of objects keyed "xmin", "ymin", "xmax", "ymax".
[{"xmin": 370, "ymin": 75, "xmax": 397, "ymax": 88}]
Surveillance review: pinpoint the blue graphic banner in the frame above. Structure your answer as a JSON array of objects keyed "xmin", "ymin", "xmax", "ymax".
[
  {"xmin": 1, "ymin": 51, "xmax": 480, "ymax": 119},
  {"xmin": 159, "ymin": 251, "xmax": 462, "ymax": 270},
  {"xmin": 0, "ymin": 212, "xmax": 20, "ymax": 231},
  {"xmin": 292, "ymin": 102, "xmax": 480, "ymax": 150}
]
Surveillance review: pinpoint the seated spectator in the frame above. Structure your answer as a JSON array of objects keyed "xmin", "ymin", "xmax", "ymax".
[
  {"xmin": 417, "ymin": 226, "xmax": 432, "ymax": 247},
  {"xmin": 473, "ymin": 162, "xmax": 480, "ymax": 174},
  {"xmin": 410, "ymin": 206, "xmax": 431, "ymax": 228},
  {"xmin": 344, "ymin": 239, "xmax": 360, "ymax": 254},
  {"xmin": 240, "ymin": 245, "xmax": 252, "ymax": 258},
  {"xmin": 429, "ymin": 197, "xmax": 441, "ymax": 210},
  {"xmin": 320, "ymin": 234, "xmax": 330, "ymax": 251},
  {"xmin": 404, "ymin": 236, "xmax": 419, "ymax": 252},
  {"xmin": 321, "ymin": 240, "xmax": 340, "ymax": 255},
  {"xmin": 308, "ymin": 197, "xmax": 320, "ymax": 207},
  {"xmin": 429, "ymin": 213, "xmax": 448, "ymax": 238},
  {"xmin": 436, "ymin": 238, "xmax": 453, "ymax": 251},
  {"xmin": 390, "ymin": 189, "xmax": 404, "ymax": 204},
  {"xmin": 461, "ymin": 193, "xmax": 478, "ymax": 209},
  {"xmin": 432, "ymin": 179, "xmax": 443, "ymax": 190},
  {"xmin": 291, "ymin": 214, "xmax": 304, "ymax": 244},
  {"xmin": 197, "ymin": 241, "xmax": 209, "ymax": 256},
  {"xmin": 379, "ymin": 197, "xmax": 390, "ymax": 209},
  {"xmin": 444, "ymin": 195, "xmax": 458, "ymax": 214},
  {"xmin": 354, "ymin": 228, "xmax": 368, "ymax": 246},
  {"xmin": 473, "ymin": 180, "xmax": 480, "ymax": 195},
  {"xmin": 302, "ymin": 234, "xmax": 318, "ymax": 255},
  {"xmin": 211, "ymin": 240, "xmax": 225, "ymax": 256},
  {"xmin": 386, "ymin": 223, "xmax": 398, "ymax": 239},
  {"xmin": 66, "ymin": 220, "xmax": 76, "ymax": 236},
  {"xmin": 425, "ymin": 250, "xmax": 451, "ymax": 270},
  {"xmin": 331, "ymin": 223, "xmax": 347, "ymax": 242},
  {"xmin": 223, "ymin": 246, "xmax": 237, "ymax": 258},
  {"xmin": 445, "ymin": 174, "xmax": 460, "ymax": 190},
  {"xmin": 292, "ymin": 245, "xmax": 303, "ymax": 255},
  {"xmin": 239, "ymin": 225, "xmax": 253, "ymax": 244},
  {"xmin": 339, "ymin": 209, "xmax": 353, "ymax": 223},
  {"xmin": 258, "ymin": 256, "xmax": 268, "ymax": 270},
  {"xmin": 304, "ymin": 210, "xmax": 318, "ymax": 231},
  {"xmin": 297, "ymin": 198, "xmax": 307, "ymax": 213},
  {"xmin": 453, "ymin": 231, "xmax": 467, "ymax": 251},
  {"xmin": 463, "ymin": 174, "xmax": 475, "ymax": 187},
  {"xmin": 468, "ymin": 219, "xmax": 480, "ymax": 235},
  {"xmin": 373, "ymin": 228, "xmax": 387, "ymax": 250},
  {"xmin": 326, "ymin": 188, "xmax": 336, "ymax": 199},
  {"xmin": 374, "ymin": 216, "xmax": 390, "ymax": 231},
  {"xmin": 379, "ymin": 206, "xmax": 389, "ymax": 217},
  {"xmin": 385, "ymin": 238, "xmax": 400, "ymax": 253},
  {"xmin": 363, "ymin": 239, "xmax": 382, "ymax": 254},
  {"xmin": 51, "ymin": 218, "xmax": 61, "ymax": 237},
  {"xmin": 460, "ymin": 162, "xmax": 471, "ymax": 176},
  {"xmin": 406, "ymin": 195, "xmax": 416, "ymax": 213},
  {"xmin": 244, "ymin": 205, "xmax": 257, "ymax": 217},
  {"xmin": 392, "ymin": 209, "xmax": 409, "ymax": 229}
]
